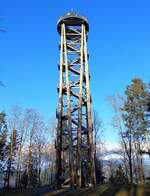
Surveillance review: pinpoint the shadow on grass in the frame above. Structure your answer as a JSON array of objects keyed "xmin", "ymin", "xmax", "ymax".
[
  {"xmin": 132, "ymin": 185, "xmax": 150, "ymax": 196},
  {"xmin": 0, "ymin": 186, "xmax": 53, "ymax": 196},
  {"xmin": 100, "ymin": 185, "xmax": 121, "ymax": 196},
  {"xmin": 0, "ymin": 184, "xmax": 150, "ymax": 196},
  {"xmin": 101, "ymin": 184, "xmax": 150, "ymax": 196}
]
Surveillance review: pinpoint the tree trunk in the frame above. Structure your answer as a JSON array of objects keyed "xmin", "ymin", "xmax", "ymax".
[{"xmin": 136, "ymin": 141, "xmax": 145, "ymax": 184}]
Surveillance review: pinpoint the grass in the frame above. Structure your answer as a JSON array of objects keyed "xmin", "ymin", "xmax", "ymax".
[
  {"xmin": 1, "ymin": 184, "xmax": 150, "ymax": 196},
  {"xmin": 114, "ymin": 184, "xmax": 150, "ymax": 196}
]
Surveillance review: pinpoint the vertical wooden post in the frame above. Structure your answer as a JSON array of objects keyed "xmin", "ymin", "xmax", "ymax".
[
  {"xmin": 77, "ymin": 24, "xmax": 84, "ymax": 188},
  {"xmin": 83, "ymin": 26, "xmax": 96, "ymax": 185},
  {"xmin": 56, "ymin": 23, "xmax": 64, "ymax": 187},
  {"xmin": 63, "ymin": 24, "xmax": 75, "ymax": 187}
]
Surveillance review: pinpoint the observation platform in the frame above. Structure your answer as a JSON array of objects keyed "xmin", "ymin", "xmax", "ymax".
[{"xmin": 57, "ymin": 11, "xmax": 89, "ymax": 34}]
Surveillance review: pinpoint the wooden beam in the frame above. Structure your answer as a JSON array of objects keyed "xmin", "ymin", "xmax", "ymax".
[
  {"xmin": 83, "ymin": 26, "xmax": 96, "ymax": 185},
  {"xmin": 63, "ymin": 24, "xmax": 75, "ymax": 187},
  {"xmin": 56, "ymin": 23, "xmax": 64, "ymax": 187},
  {"xmin": 76, "ymin": 24, "xmax": 84, "ymax": 188}
]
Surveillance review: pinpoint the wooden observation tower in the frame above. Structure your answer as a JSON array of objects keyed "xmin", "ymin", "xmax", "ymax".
[{"xmin": 56, "ymin": 11, "xmax": 96, "ymax": 188}]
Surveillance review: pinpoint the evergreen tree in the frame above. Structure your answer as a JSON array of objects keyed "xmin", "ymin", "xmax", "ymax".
[
  {"xmin": 4, "ymin": 129, "xmax": 18, "ymax": 188},
  {"xmin": 114, "ymin": 164, "xmax": 126, "ymax": 184},
  {"xmin": 146, "ymin": 83, "xmax": 150, "ymax": 154},
  {"xmin": 95, "ymin": 157, "xmax": 105, "ymax": 183},
  {"xmin": 122, "ymin": 78, "xmax": 149, "ymax": 184},
  {"xmin": 24, "ymin": 152, "xmax": 38, "ymax": 187},
  {"xmin": 29, "ymin": 163, "xmax": 38, "ymax": 187},
  {"xmin": 0, "ymin": 112, "xmax": 6, "ymax": 131},
  {"xmin": 0, "ymin": 112, "xmax": 7, "ymax": 162}
]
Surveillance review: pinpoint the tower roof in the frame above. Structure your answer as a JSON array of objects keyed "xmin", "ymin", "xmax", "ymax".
[{"xmin": 57, "ymin": 11, "xmax": 89, "ymax": 34}]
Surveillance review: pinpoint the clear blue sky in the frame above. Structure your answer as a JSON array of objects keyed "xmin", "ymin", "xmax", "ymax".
[{"xmin": 0, "ymin": 0, "xmax": 150, "ymax": 142}]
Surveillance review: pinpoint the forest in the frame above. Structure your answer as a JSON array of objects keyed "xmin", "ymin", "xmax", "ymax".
[{"xmin": 0, "ymin": 78, "xmax": 150, "ymax": 195}]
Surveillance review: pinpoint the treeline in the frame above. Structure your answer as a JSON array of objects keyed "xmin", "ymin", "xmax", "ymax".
[
  {"xmin": 0, "ymin": 77, "xmax": 150, "ymax": 189},
  {"xmin": 0, "ymin": 107, "xmax": 56, "ymax": 189},
  {"xmin": 108, "ymin": 78, "xmax": 150, "ymax": 185}
]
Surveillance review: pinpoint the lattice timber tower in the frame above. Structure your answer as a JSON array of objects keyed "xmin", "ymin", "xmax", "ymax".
[{"xmin": 56, "ymin": 12, "xmax": 96, "ymax": 188}]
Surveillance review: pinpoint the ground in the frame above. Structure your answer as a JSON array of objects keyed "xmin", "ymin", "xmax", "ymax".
[{"xmin": 0, "ymin": 184, "xmax": 150, "ymax": 196}]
